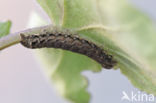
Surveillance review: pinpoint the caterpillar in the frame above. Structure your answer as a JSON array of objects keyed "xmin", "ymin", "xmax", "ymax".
[{"xmin": 20, "ymin": 31, "xmax": 117, "ymax": 69}]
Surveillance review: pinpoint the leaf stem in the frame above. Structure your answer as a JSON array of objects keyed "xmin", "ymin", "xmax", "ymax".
[{"xmin": 0, "ymin": 24, "xmax": 53, "ymax": 50}]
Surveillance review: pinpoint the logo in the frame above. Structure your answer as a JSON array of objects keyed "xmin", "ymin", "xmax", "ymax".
[{"xmin": 121, "ymin": 91, "xmax": 155, "ymax": 102}]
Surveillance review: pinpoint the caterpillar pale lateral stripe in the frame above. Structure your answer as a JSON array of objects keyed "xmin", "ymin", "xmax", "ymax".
[{"xmin": 20, "ymin": 32, "xmax": 117, "ymax": 69}]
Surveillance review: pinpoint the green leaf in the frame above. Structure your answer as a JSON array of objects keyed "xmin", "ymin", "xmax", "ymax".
[
  {"xmin": 28, "ymin": 12, "xmax": 101, "ymax": 103},
  {"xmin": 36, "ymin": 0, "xmax": 156, "ymax": 102},
  {"xmin": 0, "ymin": 21, "xmax": 11, "ymax": 38},
  {"xmin": 37, "ymin": 0, "xmax": 64, "ymax": 25}
]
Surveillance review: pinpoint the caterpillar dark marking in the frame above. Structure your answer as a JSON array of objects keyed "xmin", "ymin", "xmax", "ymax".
[{"xmin": 20, "ymin": 31, "xmax": 117, "ymax": 69}]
